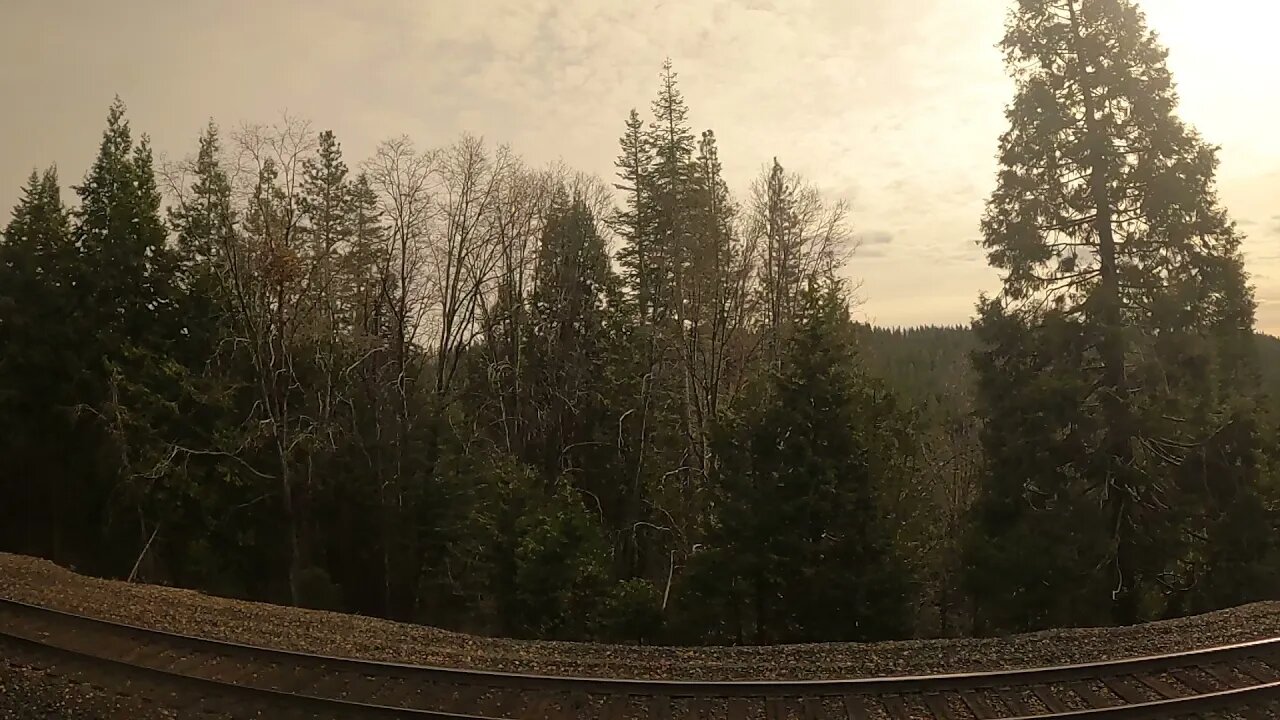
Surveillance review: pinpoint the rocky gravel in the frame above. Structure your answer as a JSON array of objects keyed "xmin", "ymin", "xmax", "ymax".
[
  {"xmin": 0, "ymin": 656, "xmax": 179, "ymax": 720},
  {"xmin": 3, "ymin": 552, "xmax": 1280, "ymax": 681}
]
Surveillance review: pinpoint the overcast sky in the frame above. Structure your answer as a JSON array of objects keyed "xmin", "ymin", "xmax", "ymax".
[{"xmin": 2, "ymin": 0, "xmax": 1277, "ymax": 331}]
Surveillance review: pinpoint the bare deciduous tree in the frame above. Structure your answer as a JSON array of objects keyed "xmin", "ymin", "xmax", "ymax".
[
  {"xmin": 749, "ymin": 158, "xmax": 854, "ymax": 365},
  {"xmin": 218, "ymin": 117, "xmax": 324, "ymax": 603},
  {"xmin": 428, "ymin": 136, "xmax": 517, "ymax": 400}
]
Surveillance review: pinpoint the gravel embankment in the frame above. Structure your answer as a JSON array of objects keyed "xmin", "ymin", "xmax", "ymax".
[
  {"xmin": 0, "ymin": 656, "xmax": 179, "ymax": 720},
  {"xmin": 3, "ymin": 552, "xmax": 1279, "ymax": 681}
]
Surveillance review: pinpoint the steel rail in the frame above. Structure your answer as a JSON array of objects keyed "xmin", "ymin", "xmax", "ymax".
[
  {"xmin": 0, "ymin": 631, "xmax": 499, "ymax": 720},
  {"xmin": 1004, "ymin": 680, "xmax": 1280, "ymax": 719},
  {"xmin": 1, "ymin": 596, "xmax": 1277, "ymax": 694},
  {"xmin": 3, "ymin": 595, "xmax": 1278, "ymax": 718}
]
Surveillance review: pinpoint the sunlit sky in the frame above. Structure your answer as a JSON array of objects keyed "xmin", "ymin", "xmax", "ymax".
[{"xmin": 1, "ymin": 0, "xmax": 1277, "ymax": 331}]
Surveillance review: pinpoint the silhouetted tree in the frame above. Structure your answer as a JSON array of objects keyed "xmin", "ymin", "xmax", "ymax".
[{"xmin": 967, "ymin": 0, "xmax": 1273, "ymax": 630}]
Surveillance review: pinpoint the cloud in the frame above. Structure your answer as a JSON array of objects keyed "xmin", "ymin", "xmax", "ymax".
[
  {"xmin": 857, "ymin": 230, "xmax": 894, "ymax": 246},
  {"xmin": 950, "ymin": 249, "xmax": 986, "ymax": 264},
  {"xmin": 1, "ymin": 0, "xmax": 1273, "ymax": 331}
]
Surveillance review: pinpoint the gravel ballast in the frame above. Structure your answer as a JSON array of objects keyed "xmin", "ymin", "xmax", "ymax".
[
  {"xmin": 3, "ymin": 552, "xmax": 1279, "ymax": 681},
  {"xmin": 0, "ymin": 653, "xmax": 179, "ymax": 720}
]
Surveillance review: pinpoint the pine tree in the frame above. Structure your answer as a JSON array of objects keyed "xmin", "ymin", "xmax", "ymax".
[
  {"xmin": 81, "ymin": 103, "xmax": 191, "ymax": 576},
  {"xmin": 297, "ymin": 130, "xmax": 354, "ymax": 488},
  {"xmin": 760, "ymin": 158, "xmax": 800, "ymax": 348},
  {"xmin": 344, "ymin": 171, "xmax": 387, "ymax": 340},
  {"xmin": 648, "ymin": 59, "xmax": 697, "ymax": 324},
  {"xmin": 0, "ymin": 169, "xmax": 78, "ymax": 559},
  {"xmin": 968, "ymin": 0, "xmax": 1271, "ymax": 629},
  {"xmin": 300, "ymin": 130, "xmax": 352, "ymax": 307},
  {"xmin": 679, "ymin": 129, "xmax": 754, "ymax": 484},
  {"xmin": 171, "ymin": 121, "xmax": 235, "ymax": 265},
  {"xmin": 523, "ymin": 191, "xmax": 620, "ymax": 494},
  {"xmin": 0, "ymin": 169, "xmax": 73, "ymax": 398},
  {"xmin": 694, "ymin": 280, "xmax": 913, "ymax": 643},
  {"xmin": 614, "ymin": 109, "xmax": 657, "ymax": 321},
  {"xmin": 169, "ymin": 120, "xmax": 236, "ymax": 356},
  {"xmin": 75, "ymin": 99, "xmax": 178, "ymax": 353},
  {"xmin": 609, "ymin": 62, "xmax": 706, "ymax": 589}
]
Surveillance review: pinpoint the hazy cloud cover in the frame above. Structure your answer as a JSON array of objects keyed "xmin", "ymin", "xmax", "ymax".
[{"xmin": 1, "ymin": 0, "xmax": 1277, "ymax": 330}]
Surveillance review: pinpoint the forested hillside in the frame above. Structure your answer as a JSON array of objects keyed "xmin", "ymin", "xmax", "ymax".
[
  {"xmin": 2, "ymin": 0, "xmax": 1278, "ymax": 646},
  {"xmin": 858, "ymin": 325, "xmax": 975, "ymax": 410},
  {"xmin": 1260, "ymin": 334, "xmax": 1280, "ymax": 409},
  {"xmin": 860, "ymin": 327, "xmax": 1280, "ymax": 417}
]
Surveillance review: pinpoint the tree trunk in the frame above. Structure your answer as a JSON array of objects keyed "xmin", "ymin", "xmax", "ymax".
[{"xmin": 1067, "ymin": 0, "xmax": 1137, "ymax": 625}]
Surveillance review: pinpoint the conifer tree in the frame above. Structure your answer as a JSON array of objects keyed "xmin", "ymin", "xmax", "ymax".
[
  {"xmin": 679, "ymin": 129, "xmax": 754, "ymax": 483},
  {"xmin": 968, "ymin": 0, "xmax": 1272, "ymax": 629},
  {"xmin": 518, "ymin": 190, "xmax": 628, "ymax": 537},
  {"xmin": 76, "ymin": 100, "xmax": 178, "ymax": 353},
  {"xmin": 0, "ymin": 169, "xmax": 77, "ymax": 559},
  {"xmin": 169, "ymin": 121, "xmax": 236, "ymax": 353},
  {"xmin": 76, "ymin": 102, "xmax": 190, "ymax": 574},
  {"xmin": 614, "ymin": 109, "xmax": 656, "ymax": 321},
  {"xmin": 645, "ymin": 58, "xmax": 696, "ymax": 325},
  {"xmin": 696, "ymin": 280, "xmax": 913, "ymax": 643},
  {"xmin": 300, "ymin": 130, "xmax": 352, "ymax": 307},
  {"xmin": 344, "ymin": 171, "xmax": 386, "ymax": 337}
]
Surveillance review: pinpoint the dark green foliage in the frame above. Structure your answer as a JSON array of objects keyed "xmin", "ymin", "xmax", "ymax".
[
  {"xmin": 508, "ymin": 481, "xmax": 610, "ymax": 638},
  {"xmin": 967, "ymin": 0, "xmax": 1276, "ymax": 631},
  {"xmin": 692, "ymin": 282, "xmax": 915, "ymax": 643},
  {"xmin": 0, "ymin": 99, "xmax": 195, "ymax": 577},
  {"xmin": 614, "ymin": 108, "xmax": 659, "ymax": 321},
  {"xmin": 1259, "ymin": 334, "xmax": 1280, "ymax": 415},
  {"xmin": 522, "ymin": 192, "xmax": 619, "ymax": 481},
  {"xmin": 419, "ymin": 440, "xmax": 611, "ymax": 640},
  {"xmin": 856, "ymin": 325, "xmax": 975, "ymax": 416},
  {"xmin": 967, "ymin": 304, "xmax": 1119, "ymax": 628},
  {"xmin": 0, "ymin": 169, "xmax": 78, "ymax": 560},
  {"xmin": 3, "ymin": 46, "xmax": 1277, "ymax": 651},
  {"xmin": 595, "ymin": 579, "xmax": 666, "ymax": 643}
]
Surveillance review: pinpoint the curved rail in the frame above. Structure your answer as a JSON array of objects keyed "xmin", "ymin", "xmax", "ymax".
[
  {"xmin": 3, "ymin": 595, "xmax": 1278, "ymax": 718},
  {"xmin": 0, "ymin": 631, "xmax": 497, "ymax": 719}
]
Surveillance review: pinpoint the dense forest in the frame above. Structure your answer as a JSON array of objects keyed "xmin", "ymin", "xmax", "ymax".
[{"xmin": 2, "ymin": 0, "xmax": 1278, "ymax": 645}]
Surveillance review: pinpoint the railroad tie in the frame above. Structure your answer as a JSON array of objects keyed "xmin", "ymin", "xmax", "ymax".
[{"xmin": 959, "ymin": 689, "xmax": 1000, "ymax": 719}]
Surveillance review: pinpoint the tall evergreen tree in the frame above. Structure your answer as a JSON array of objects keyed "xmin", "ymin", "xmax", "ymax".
[
  {"xmin": 758, "ymin": 158, "xmax": 801, "ymax": 350},
  {"xmin": 609, "ymin": 62, "xmax": 707, "ymax": 590},
  {"xmin": 78, "ymin": 102, "xmax": 190, "ymax": 576},
  {"xmin": 300, "ymin": 130, "xmax": 352, "ymax": 307},
  {"xmin": 0, "ymin": 169, "xmax": 78, "ymax": 559},
  {"xmin": 524, "ymin": 191, "xmax": 617, "ymax": 480},
  {"xmin": 646, "ymin": 58, "xmax": 697, "ymax": 324},
  {"xmin": 614, "ymin": 109, "xmax": 656, "ymax": 321},
  {"xmin": 968, "ymin": 0, "xmax": 1272, "ymax": 629},
  {"xmin": 677, "ymin": 130, "xmax": 755, "ymax": 491},
  {"xmin": 296, "ymin": 129, "xmax": 354, "ymax": 501},
  {"xmin": 169, "ymin": 121, "xmax": 236, "ymax": 353},
  {"xmin": 342, "ymin": 170, "xmax": 388, "ymax": 351},
  {"xmin": 690, "ymin": 281, "xmax": 913, "ymax": 643},
  {"xmin": 76, "ymin": 99, "xmax": 179, "ymax": 352}
]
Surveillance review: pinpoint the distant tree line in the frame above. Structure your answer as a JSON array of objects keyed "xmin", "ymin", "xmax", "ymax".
[{"xmin": 1, "ymin": 0, "xmax": 1277, "ymax": 644}]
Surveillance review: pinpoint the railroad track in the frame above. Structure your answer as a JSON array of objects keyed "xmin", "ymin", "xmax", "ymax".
[{"xmin": 2, "ymin": 597, "xmax": 1279, "ymax": 719}]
